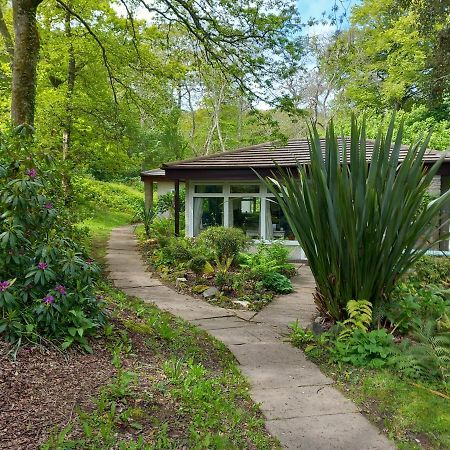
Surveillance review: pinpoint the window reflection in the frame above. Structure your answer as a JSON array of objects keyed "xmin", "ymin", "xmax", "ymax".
[
  {"xmin": 193, "ymin": 197, "xmax": 223, "ymax": 235},
  {"xmin": 266, "ymin": 199, "xmax": 295, "ymax": 240},
  {"xmin": 230, "ymin": 197, "xmax": 261, "ymax": 238}
]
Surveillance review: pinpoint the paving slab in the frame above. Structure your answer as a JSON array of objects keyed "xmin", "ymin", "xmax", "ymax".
[
  {"xmin": 252, "ymin": 385, "xmax": 358, "ymax": 419},
  {"xmin": 240, "ymin": 361, "xmax": 333, "ymax": 389},
  {"xmin": 107, "ymin": 226, "xmax": 395, "ymax": 450},
  {"xmin": 265, "ymin": 413, "xmax": 392, "ymax": 450}
]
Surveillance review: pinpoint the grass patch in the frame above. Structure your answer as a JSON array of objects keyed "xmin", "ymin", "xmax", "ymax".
[
  {"xmin": 79, "ymin": 206, "xmax": 134, "ymax": 262},
  {"xmin": 327, "ymin": 366, "xmax": 450, "ymax": 449},
  {"xmin": 41, "ymin": 283, "xmax": 279, "ymax": 449}
]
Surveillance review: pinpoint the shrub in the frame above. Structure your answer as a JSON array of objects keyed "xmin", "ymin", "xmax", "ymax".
[
  {"xmin": 0, "ymin": 153, "xmax": 104, "ymax": 351},
  {"xmin": 331, "ymin": 329, "xmax": 396, "ymax": 369},
  {"xmin": 142, "ymin": 206, "xmax": 157, "ymax": 238},
  {"xmin": 262, "ymin": 272, "xmax": 293, "ymax": 294},
  {"xmin": 409, "ymin": 256, "xmax": 450, "ymax": 287},
  {"xmin": 156, "ymin": 189, "xmax": 186, "ymax": 216},
  {"xmin": 386, "ymin": 284, "xmax": 449, "ymax": 334},
  {"xmin": 263, "ymin": 114, "xmax": 450, "ymax": 321},
  {"xmin": 154, "ymin": 237, "xmax": 193, "ymax": 267},
  {"xmin": 393, "ymin": 321, "xmax": 450, "ymax": 385},
  {"xmin": 196, "ymin": 227, "xmax": 248, "ymax": 262},
  {"xmin": 240, "ymin": 242, "xmax": 294, "ymax": 279},
  {"xmin": 189, "ymin": 256, "xmax": 207, "ymax": 276}
]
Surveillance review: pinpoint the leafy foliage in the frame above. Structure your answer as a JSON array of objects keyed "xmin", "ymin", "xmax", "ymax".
[
  {"xmin": 409, "ymin": 256, "xmax": 450, "ymax": 288},
  {"xmin": 73, "ymin": 176, "xmax": 143, "ymax": 217},
  {"xmin": 197, "ymin": 226, "xmax": 249, "ymax": 263},
  {"xmin": 386, "ymin": 283, "xmax": 449, "ymax": 334},
  {"xmin": 0, "ymin": 145, "xmax": 104, "ymax": 350},
  {"xmin": 338, "ymin": 300, "xmax": 373, "ymax": 340},
  {"xmin": 394, "ymin": 321, "xmax": 450, "ymax": 387},
  {"xmin": 261, "ymin": 272, "xmax": 293, "ymax": 294},
  {"xmin": 331, "ymin": 329, "xmax": 396, "ymax": 369},
  {"xmin": 263, "ymin": 115, "xmax": 450, "ymax": 321}
]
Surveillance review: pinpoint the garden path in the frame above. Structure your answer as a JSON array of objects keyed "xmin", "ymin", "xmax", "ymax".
[{"xmin": 107, "ymin": 226, "xmax": 395, "ymax": 450}]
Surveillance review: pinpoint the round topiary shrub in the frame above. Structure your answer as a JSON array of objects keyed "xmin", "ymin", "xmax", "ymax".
[{"xmin": 196, "ymin": 226, "xmax": 248, "ymax": 262}]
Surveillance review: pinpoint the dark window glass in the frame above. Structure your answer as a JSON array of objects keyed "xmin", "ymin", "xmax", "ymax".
[
  {"xmin": 193, "ymin": 197, "xmax": 224, "ymax": 235},
  {"xmin": 195, "ymin": 185, "xmax": 223, "ymax": 193},
  {"xmin": 230, "ymin": 184, "xmax": 260, "ymax": 194}
]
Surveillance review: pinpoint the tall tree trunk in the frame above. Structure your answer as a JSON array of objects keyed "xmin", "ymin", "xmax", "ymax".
[
  {"xmin": 62, "ymin": 8, "xmax": 75, "ymax": 199},
  {"xmin": 62, "ymin": 8, "xmax": 75, "ymax": 162},
  {"xmin": 11, "ymin": 0, "xmax": 43, "ymax": 127}
]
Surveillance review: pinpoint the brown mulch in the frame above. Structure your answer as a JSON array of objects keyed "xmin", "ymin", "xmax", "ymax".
[
  {"xmin": 0, "ymin": 310, "xmax": 180, "ymax": 449},
  {"xmin": 0, "ymin": 338, "xmax": 115, "ymax": 449}
]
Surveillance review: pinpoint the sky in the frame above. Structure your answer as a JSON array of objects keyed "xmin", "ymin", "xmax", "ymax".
[{"xmin": 297, "ymin": 0, "xmax": 359, "ymax": 35}]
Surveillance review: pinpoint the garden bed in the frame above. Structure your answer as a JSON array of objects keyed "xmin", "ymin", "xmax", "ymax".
[
  {"xmin": 0, "ymin": 284, "xmax": 279, "ymax": 449},
  {"xmin": 138, "ymin": 225, "xmax": 297, "ymax": 311}
]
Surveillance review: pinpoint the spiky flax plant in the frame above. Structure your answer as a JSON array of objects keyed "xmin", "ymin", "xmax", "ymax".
[{"xmin": 262, "ymin": 115, "xmax": 450, "ymax": 321}]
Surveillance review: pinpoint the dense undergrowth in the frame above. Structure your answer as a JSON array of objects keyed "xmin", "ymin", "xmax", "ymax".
[{"xmin": 140, "ymin": 222, "xmax": 296, "ymax": 311}]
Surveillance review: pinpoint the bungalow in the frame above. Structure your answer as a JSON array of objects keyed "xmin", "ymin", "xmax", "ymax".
[{"xmin": 141, "ymin": 138, "xmax": 450, "ymax": 260}]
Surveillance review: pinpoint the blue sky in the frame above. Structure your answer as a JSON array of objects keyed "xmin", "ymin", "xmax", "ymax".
[{"xmin": 297, "ymin": 0, "xmax": 359, "ymax": 32}]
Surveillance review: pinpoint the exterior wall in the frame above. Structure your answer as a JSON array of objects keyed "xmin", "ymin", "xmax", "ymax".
[
  {"xmin": 156, "ymin": 181, "xmax": 175, "ymax": 218},
  {"xmin": 429, "ymin": 175, "xmax": 441, "ymax": 196},
  {"xmin": 157, "ymin": 180, "xmax": 175, "ymax": 197},
  {"xmin": 143, "ymin": 180, "xmax": 153, "ymax": 210}
]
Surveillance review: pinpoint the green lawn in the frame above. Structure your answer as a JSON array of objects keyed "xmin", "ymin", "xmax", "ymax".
[
  {"xmin": 79, "ymin": 206, "xmax": 134, "ymax": 262},
  {"xmin": 312, "ymin": 360, "xmax": 450, "ymax": 449}
]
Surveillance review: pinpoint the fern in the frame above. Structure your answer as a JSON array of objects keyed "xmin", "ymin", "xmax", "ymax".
[
  {"xmin": 338, "ymin": 300, "xmax": 373, "ymax": 340},
  {"xmin": 394, "ymin": 320, "xmax": 450, "ymax": 386}
]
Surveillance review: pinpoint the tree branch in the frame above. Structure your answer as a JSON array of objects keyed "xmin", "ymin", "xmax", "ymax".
[{"xmin": 56, "ymin": 0, "xmax": 119, "ymax": 109}]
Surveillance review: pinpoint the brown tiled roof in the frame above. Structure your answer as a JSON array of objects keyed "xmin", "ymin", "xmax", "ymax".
[{"xmin": 162, "ymin": 138, "xmax": 449, "ymax": 170}]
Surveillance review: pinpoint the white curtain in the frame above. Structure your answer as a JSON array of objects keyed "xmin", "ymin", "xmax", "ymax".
[
  {"xmin": 265, "ymin": 199, "xmax": 273, "ymax": 240},
  {"xmin": 193, "ymin": 198, "xmax": 204, "ymax": 236}
]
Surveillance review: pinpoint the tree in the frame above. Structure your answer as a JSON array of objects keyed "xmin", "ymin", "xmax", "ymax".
[
  {"xmin": 1, "ymin": 0, "xmax": 301, "ymax": 130},
  {"xmin": 11, "ymin": 0, "xmax": 43, "ymax": 126},
  {"xmin": 323, "ymin": 0, "xmax": 449, "ymax": 116}
]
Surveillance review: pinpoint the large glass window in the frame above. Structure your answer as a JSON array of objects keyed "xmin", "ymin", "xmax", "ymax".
[
  {"xmin": 266, "ymin": 199, "xmax": 295, "ymax": 240},
  {"xmin": 193, "ymin": 197, "xmax": 224, "ymax": 235},
  {"xmin": 230, "ymin": 197, "xmax": 261, "ymax": 238}
]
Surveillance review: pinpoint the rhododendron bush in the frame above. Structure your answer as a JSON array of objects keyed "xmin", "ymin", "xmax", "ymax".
[{"xmin": 0, "ymin": 137, "xmax": 104, "ymax": 352}]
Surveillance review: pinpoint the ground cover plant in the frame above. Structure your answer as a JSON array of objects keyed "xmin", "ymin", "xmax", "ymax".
[
  {"xmin": 1, "ymin": 283, "xmax": 279, "ymax": 449},
  {"xmin": 139, "ymin": 224, "xmax": 296, "ymax": 311}
]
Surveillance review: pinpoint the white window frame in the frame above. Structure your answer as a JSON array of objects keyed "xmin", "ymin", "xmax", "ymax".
[{"xmin": 186, "ymin": 180, "xmax": 299, "ymax": 246}]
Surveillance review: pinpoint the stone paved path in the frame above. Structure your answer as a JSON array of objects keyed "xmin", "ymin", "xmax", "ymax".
[{"xmin": 107, "ymin": 226, "xmax": 395, "ymax": 450}]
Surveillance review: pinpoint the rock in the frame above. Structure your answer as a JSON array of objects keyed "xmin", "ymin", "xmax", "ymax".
[
  {"xmin": 232, "ymin": 300, "xmax": 250, "ymax": 308},
  {"xmin": 175, "ymin": 277, "xmax": 187, "ymax": 288},
  {"xmin": 203, "ymin": 286, "xmax": 219, "ymax": 298},
  {"xmin": 312, "ymin": 322, "xmax": 327, "ymax": 335}
]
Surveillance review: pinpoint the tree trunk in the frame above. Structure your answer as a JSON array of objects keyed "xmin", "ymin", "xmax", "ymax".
[
  {"xmin": 11, "ymin": 0, "xmax": 43, "ymax": 127},
  {"xmin": 62, "ymin": 9, "xmax": 75, "ymax": 162},
  {"xmin": 0, "ymin": 5, "xmax": 14, "ymax": 62}
]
